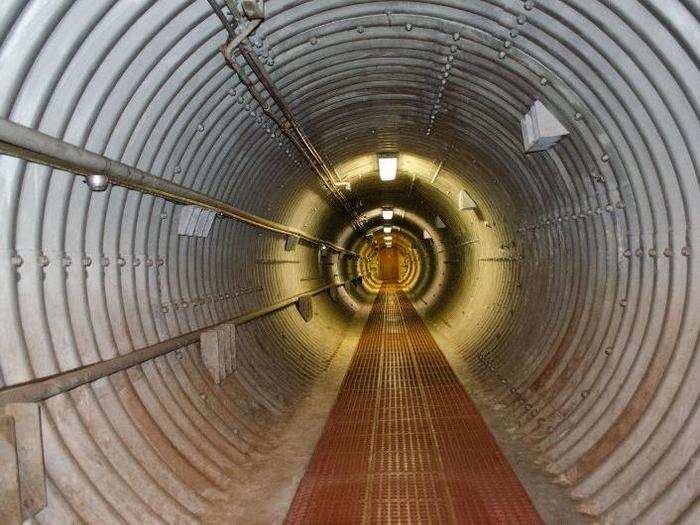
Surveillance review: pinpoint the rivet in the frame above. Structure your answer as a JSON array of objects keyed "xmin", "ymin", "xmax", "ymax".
[
  {"xmin": 197, "ymin": 123, "xmax": 205, "ymax": 132},
  {"xmin": 146, "ymin": 258, "xmax": 154, "ymax": 267},
  {"xmin": 623, "ymin": 249, "xmax": 632, "ymax": 258},
  {"xmin": 310, "ymin": 36, "xmax": 318, "ymax": 45},
  {"xmin": 540, "ymin": 77, "xmax": 548, "ymax": 85},
  {"xmin": 267, "ymin": 57, "xmax": 274, "ymax": 66},
  {"xmin": 635, "ymin": 248, "xmax": 644, "ymax": 257},
  {"xmin": 161, "ymin": 305, "xmax": 169, "ymax": 314},
  {"xmin": 663, "ymin": 247, "xmax": 673, "ymax": 257},
  {"xmin": 524, "ymin": 0, "xmax": 535, "ymax": 10},
  {"xmin": 133, "ymin": 257, "xmax": 141, "ymax": 267},
  {"xmin": 604, "ymin": 347, "xmax": 612, "ymax": 356},
  {"xmin": 157, "ymin": 257, "xmax": 165, "ymax": 266},
  {"xmin": 448, "ymin": 55, "xmax": 454, "ymax": 62},
  {"xmin": 517, "ymin": 15, "xmax": 527, "ymax": 25},
  {"xmin": 405, "ymin": 23, "xmax": 412, "ymax": 31},
  {"xmin": 450, "ymin": 45, "xmax": 458, "ymax": 53},
  {"xmin": 648, "ymin": 248, "xmax": 657, "ymax": 257},
  {"xmin": 510, "ymin": 29, "xmax": 519, "ymax": 38},
  {"xmin": 616, "ymin": 201, "xmax": 625, "ymax": 209},
  {"xmin": 606, "ymin": 205, "xmax": 614, "ymax": 212},
  {"xmin": 356, "ymin": 26, "xmax": 364, "ymax": 34},
  {"xmin": 574, "ymin": 112, "xmax": 583, "ymax": 120},
  {"xmin": 620, "ymin": 298, "xmax": 628, "ymax": 307},
  {"xmin": 601, "ymin": 153, "xmax": 610, "ymax": 162},
  {"xmin": 498, "ymin": 51, "xmax": 506, "ymax": 59},
  {"xmin": 504, "ymin": 40, "xmax": 512, "ymax": 48},
  {"xmin": 160, "ymin": 212, "xmax": 167, "ymax": 220},
  {"xmin": 117, "ymin": 257, "xmax": 126, "ymax": 267},
  {"xmin": 452, "ymin": 32, "xmax": 460, "ymax": 41}
]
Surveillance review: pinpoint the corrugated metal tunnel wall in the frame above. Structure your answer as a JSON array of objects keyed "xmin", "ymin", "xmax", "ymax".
[{"xmin": 0, "ymin": 0, "xmax": 697, "ymax": 523}]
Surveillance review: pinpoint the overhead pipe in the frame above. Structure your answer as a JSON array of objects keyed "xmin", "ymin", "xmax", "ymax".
[{"xmin": 206, "ymin": 0, "xmax": 362, "ymax": 228}]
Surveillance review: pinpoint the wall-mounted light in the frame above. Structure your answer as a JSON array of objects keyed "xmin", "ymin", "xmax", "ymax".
[
  {"xmin": 378, "ymin": 153, "xmax": 398, "ymax": 181},
  {"xmin": 382, "ymin": 208, "xmax": 394, "ymax": 220},
  {"xmin": 383, "ymin": 226, "xmax": 392, "ymax": 234}
]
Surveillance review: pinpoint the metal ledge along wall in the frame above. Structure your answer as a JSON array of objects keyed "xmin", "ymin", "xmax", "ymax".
[{"xmin": 0, "ymin": 1, "xmax": 698, "ymax": 524}]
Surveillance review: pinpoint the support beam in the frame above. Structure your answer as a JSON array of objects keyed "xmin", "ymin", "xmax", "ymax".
[{"xmin": 0, "ymin": 118, "xmax": 355, "ymax": 256}]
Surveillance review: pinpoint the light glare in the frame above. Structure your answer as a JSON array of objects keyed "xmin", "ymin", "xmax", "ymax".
[{"xmin": 378, "ymin": 155, "xmax": 398, "ymax": 181}]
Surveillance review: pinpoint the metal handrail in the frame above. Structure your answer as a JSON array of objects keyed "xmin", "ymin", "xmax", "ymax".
[
  {"xmin": 0, "ymin": 276, "xmax": 362, "ymax": 406},
  {"xmin": 0, "ymin": 118, "xmax": 356, "ymax": 256}
]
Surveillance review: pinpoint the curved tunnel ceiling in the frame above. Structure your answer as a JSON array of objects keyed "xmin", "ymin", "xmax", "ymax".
[{"xmin": 0, "ymin": 1, "xmax": 698, "ymax": 523}]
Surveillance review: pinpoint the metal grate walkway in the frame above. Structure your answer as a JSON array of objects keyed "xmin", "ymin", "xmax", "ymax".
[{"xmin": 285, "ymin": 285, "xmax": 542, "ymax": 524}]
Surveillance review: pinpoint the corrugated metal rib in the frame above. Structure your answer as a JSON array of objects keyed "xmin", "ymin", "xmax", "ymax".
[{"xmin": 0, "ymin": 0, "xmax": 697, "ymax": 523}]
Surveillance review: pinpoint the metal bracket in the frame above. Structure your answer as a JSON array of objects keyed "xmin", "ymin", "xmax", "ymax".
[
  {"xmin": 178, "ymin": 205, "xmax": 216, "ymax": 238},
  {"xmin": 200, "ymin": 323, "xmax": 237, "ymax": 384},
  {"xmin": 296, "ymin": 295, "xmax": 314, "ymax": 322},
  {"xmin": 285, "ymin": 235, "xmax": 299, "ymax": 252},
  {"xmin": 241, "ymin": 0, "xmax": 265, "ymax": 19},
  {"xmin": 0, "ymin": 403, "xmax": 46, "ymax": 524},
  {"xmin": 328, "ymin": 284, "xmax": 340, "ymax": 302}
]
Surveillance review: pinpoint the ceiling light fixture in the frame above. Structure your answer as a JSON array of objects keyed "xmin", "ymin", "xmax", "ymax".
[
  {"xmin": 378, "ymin": 153, "xmax": 398, "ymax": 181},
  {"xmin": 382, "ymin": 208, "xmax": 394, "ymax": 220}
]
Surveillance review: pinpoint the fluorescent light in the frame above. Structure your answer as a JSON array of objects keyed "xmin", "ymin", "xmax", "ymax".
[
  {"xmin": 384, "ymin": 235, "xmax": 392, "ymax": 241},
  {"xmin": 382, "ymin": 208, "xmax": 394, "ymax": 220},
  {"xmin": 378, "ymin": 154, "xmax": 397, "ymax": 181},
  {"xmin": 383, "ymin": 226, "xmax": 392, "ymax": 234}
]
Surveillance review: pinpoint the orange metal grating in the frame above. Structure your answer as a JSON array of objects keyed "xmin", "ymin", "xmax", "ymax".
[{"xmin": 285, "ymin": 285, "xmax": 543, "ymax": 524}]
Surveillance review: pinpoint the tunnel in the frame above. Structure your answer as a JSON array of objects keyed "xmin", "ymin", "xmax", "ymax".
[{"xmin": 0, "ymin": 0, "xmax": 698, "ymax": 523}]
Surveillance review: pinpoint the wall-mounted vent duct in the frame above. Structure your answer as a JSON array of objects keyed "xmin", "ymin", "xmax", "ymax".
[
  {"xmin": 521, "ymin": 100, "xmax": 569, "ymax": 153},
  {"xmin": 178, "ymin": 205, "xmax": 216, "ymax": 238}
]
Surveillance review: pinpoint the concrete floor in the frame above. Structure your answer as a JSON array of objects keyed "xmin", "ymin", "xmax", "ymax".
[
  {"xmin": 431, "ymin": 325, "xmax": 591, "ymax": 525},
  {"xmin": 201, "ymin": 307, "xmax": 370, "ymax": 524}
]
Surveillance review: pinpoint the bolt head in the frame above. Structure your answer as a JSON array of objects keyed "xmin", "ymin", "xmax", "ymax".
[{"xmin": 85, "ymin": 174, "xmax": 108, "ymax": 191}]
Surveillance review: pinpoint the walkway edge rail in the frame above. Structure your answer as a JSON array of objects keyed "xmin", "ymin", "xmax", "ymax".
[
  {"xmin": 0, "ymin": 276, "xmax": 362, "ymax": 406},
  {"xmin": 0, "ymin": 118, "xmax": 355, "ymax": 256}
]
